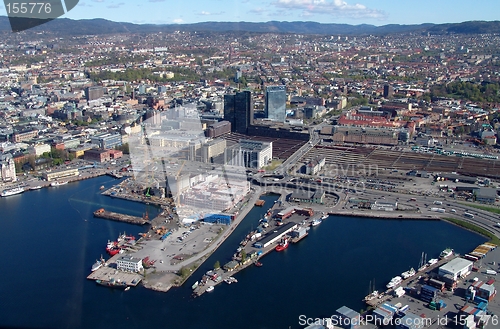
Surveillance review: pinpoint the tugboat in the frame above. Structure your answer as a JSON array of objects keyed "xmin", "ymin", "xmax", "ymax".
[{"xmin": 275, "ymin": 237, "xmax": 289, "ymax": 252}]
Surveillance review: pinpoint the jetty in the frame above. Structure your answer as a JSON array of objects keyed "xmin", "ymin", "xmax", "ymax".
[{"xmin": 93, "ymin": 208, "xmax": 149, "ymax": 225}]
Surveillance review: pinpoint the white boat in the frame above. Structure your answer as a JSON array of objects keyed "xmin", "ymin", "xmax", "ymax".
[
  {"xmin": 439, "ymin": 248, "xmax": 453, "ymax": 259},
  {"xmin": 30, "ymin": 185, "xmax": 42, "ymax": 190},
  {"xmin": 311, "ymin": 218, "xmax": 322, "ymax": 227},
  {"xmin": 51, "ymin": 181, "xmax": 68, "ymax": 187},
  {"xmin": 321, "ymin": 213, "xmax": 328, "ymax": 220},
  {"xmin": 192, "ymin": 281, "xmax": 199, "ymax": 290},
  {"xmin": 401, "ymin": 268, "xmax": 416, "ymax": 280},
  {"xmin": 206, "ymin": 286, "xmax": 214, "ymax": 292},
  {"xmin": 386, "ymin": 276, "xmax": 402, "ymax": 289},
  {"xmin": 427, "ymin": 258, "xmax": 438, "ymax": 266},
  {"xmin": 124, "ymin": 287, "xmax": 130, "ymax": 291},
  {"xmin": 1, "ymin": 186, "xmax": 25, "ymax": 197},
  {"xmin": 364, "ymin": 290, "xmax": 379, "ymax": 301},
  {"xmin": 91, "ymin": 260, "xmax": 103, "ymax": 272}
]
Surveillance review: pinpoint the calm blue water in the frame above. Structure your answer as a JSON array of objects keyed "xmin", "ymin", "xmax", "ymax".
[{"xmin": 0, "ymin": 176, "xmax": 486, "ymax": 329}]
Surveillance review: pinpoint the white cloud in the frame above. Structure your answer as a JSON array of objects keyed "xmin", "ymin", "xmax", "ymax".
[
  {"xmin": 198, "ymin": 11, "xmax": 224, "ymax": 16},
  {"xmin": 273, "ymin": 0, "xmax": 386, "ymax": 19},
  {"xmin": 173, "ymin": 18, "xmax": 184, "ymax": 23}
]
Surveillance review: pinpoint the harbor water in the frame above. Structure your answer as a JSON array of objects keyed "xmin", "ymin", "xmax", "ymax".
[{"xmin": 0, "ymin": 176, "xmax": 486, "ymax": 329}]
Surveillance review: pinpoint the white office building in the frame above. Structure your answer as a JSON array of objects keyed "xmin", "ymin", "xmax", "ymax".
[{"xmin": 116, "ymin": 256, "xmax": 144, "ymax": 272}]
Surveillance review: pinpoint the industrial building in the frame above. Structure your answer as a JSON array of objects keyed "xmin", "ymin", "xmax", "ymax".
[
  {"xmin": 258, "ymin": 222, "xmax": 297, "ymax": 248},
  {"xmin": 42, "ymin": 168, "xmax": 79, "ymax": 181},
  {"xmin": 474, "ymin": 187, "xmax": 498, "ymax": 204},
  {"xmin": 438, "ymin": 258, "xmax": 473, "ymax": 281},
  {"xmin": 335, "ymin": 305, "xmax": 361, "ymax": 329},
  {"xmin": 224, "ymin": 140, "xmax": 272, "ymax": 169},
  {"xmin": 116, "ymin": 256, "xmax": 144, "ymax": 272},
  {"xmin": 290, "ymin": 190, "xmax": 325, "ymax": 204},
  {"xmin": 331, "ymin": 126, "xmax": 398, "ymax": 146}
]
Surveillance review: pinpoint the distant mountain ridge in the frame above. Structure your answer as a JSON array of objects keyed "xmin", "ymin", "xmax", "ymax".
[{"xmin": 0, "ymin": 16, "xmax": 499, "ymax": 36}]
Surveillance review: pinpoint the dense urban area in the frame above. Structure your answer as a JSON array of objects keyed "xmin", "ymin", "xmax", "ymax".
[{"xmin": 2, "ymin": 21, "xmax": 500, "ymax": 329}]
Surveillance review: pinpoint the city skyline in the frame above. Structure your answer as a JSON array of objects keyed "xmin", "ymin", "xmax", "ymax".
[{"xmin": 1, "ymin": 0, "xmax": 499, "ymax": 27}]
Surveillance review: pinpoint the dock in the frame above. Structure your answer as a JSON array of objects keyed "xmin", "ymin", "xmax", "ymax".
[
  {"xmin": 87, "ymin": 266, "xmax": 142, "ymax": 287},
  {"xmin": 93, "ymin": 208, "xmax": 149, "ymax": 225}
]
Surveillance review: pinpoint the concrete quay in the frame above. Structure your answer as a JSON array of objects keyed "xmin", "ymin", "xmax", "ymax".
[{"xmin": 93, "ymin": 208, "xmax": 150, "ymax": 225}]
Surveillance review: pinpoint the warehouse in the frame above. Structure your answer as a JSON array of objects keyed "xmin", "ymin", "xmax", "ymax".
[
  {"xmin": 258, "ymin": 222, "xmax": 297, "ymax": 248},
  {"xmin": 438, "ymin": 258, "xmax": 473, "ymax": 281}
]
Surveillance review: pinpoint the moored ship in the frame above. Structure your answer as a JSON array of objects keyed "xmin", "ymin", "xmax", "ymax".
[
  {"xmin": 96, "ymin": 279, "xmax": 127, "ymax": 289},
  {"xmin": 30, "ymin": 185, "xmax": 42, "ymax": 190},
  {"xmin": 310, "ymin": 218, "xmax": 322, "ymax": 227},
  {"xmin": 1, "ymin": 186, "xmax": 25, "ymax": 197},
  {"xmin": 439, "ymin": 248, "xmax": 453, "ymax": 259},
  {"xmin": 275, "ymin": 237, "xmax": 289, "ymax": 252},
  {"xmin": 386, "ymin": 276, "xmax": 402, "ymax": 289},
  {"xmin": 50, "ymin": 181, "xmax": 68, "ymax": 187},
  {"xmin": 401, "ymin": 268, "xmax": 416, "ymax": 280}
]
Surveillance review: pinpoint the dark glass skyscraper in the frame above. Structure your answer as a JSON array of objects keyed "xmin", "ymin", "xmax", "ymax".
[
  {"xmin": 265, "ymin": 85, "xmax": 286, "ymax": 122},
  {"xmin": 223, "ymin": 91, "xmax": 253, "ymax": 134}
]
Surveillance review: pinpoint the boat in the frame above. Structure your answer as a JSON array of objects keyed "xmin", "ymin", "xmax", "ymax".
[
  {"xmin": 192, "ymin": 281, "xmax": 199, "ymax": 290},
  {"xmin": 321, "ymin": 213, "xmax": 328, "ymax": 220},
  {"xmin": 30, "ymin": 185, "xmax": 42, "ymax": 190},
  {"xmin": 96, "ymin": 278, "xmax": 127, "ymax": 289},
  {"xmin": 91, "ymin": 259, "xmax": 104, "ymax": 272},
  {"xmin": 364, "ymin": 290, "xmax": 379, "ymax": 301},
  {"xmin": 50, "ymin": 181, "xmax": 68, "ymax": 187},
  {"xmin": 427, "ymin": 258, "xmax": 438, "ymax": 266},
  {"xmin": 1, "ymin": 186, "xmax": 24, "ymax": 197},
  {"xmin": 100, "ymin": 185, "xmax": 105, "ymax": 190},
  {"xmin": 386, "ymin": 276, "xmax": 402, "ymax": 289},
  {"xmin": 206, "ymin": 286, "xmax": 214, "ymax": 292},
  {"xmin": 254, "ymin": 261, "xmax": 263, "ymax": 267},
  {"xmin": 401, "ymin": 268, "xmax": 416, "ymax": 280},
  {"xmin": 275, "ymin": 237, "xmax": 289, "ymax": 252},
  {"xmin": 310, "ymin": 218, "xmax": 322, "ymax": 227},
  {"xmin": 439, "ymin": 248, "xmax": 453, "ymax": 259},
  {"xmin": 124, "ymin": 287, "xmax": 130, "ymax": 291}
]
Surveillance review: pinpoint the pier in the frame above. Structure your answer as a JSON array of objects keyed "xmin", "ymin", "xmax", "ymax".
[{"xmin": 93, "ymin": 208, "xmax": 150, "ymax": 225}]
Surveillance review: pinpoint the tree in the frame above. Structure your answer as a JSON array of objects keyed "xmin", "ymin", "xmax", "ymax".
[
  {"xmin": 214, "ymin": 261, "xmax": 220, "ymax": 270},
  {"xmin": 179, "ymin": 266, "xmax": 190, "ymax": 278},
  {"xmin": 240, "ymin": 250, "xmax": 247, "ymax": 263}
]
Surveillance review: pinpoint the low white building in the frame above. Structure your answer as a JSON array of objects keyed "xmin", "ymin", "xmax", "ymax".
[
  {"xmin": 438, "ymin": 258, "xmax": 473, "ymax": 281},
  {"xmin": 116, "ymin": 256, "xmax": 144, "ymax": 272}
]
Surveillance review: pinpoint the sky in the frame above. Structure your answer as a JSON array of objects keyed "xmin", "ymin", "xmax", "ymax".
[{"xmin": 1, "ymin": 0, "xmax": 500, "ymax": 26}]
